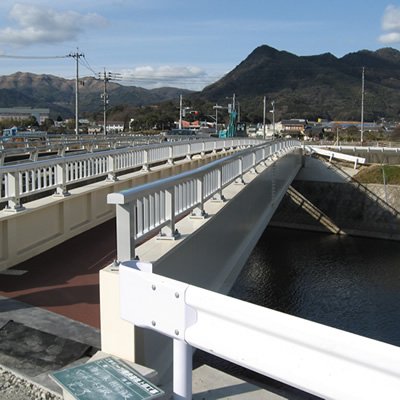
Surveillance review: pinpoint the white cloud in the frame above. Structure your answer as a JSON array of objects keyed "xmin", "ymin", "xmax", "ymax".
[
  {"xmin": 119, "ymin": 65, "xmax": 214, "ymax": 90},
  {"xmin": 0, "ymin": 3, "xmax": 108, "ymax": 47},
  {"xmin": 378, "ymin": 32, "xmax": 400, "ymax": 44},
  {"xmin": 378, "ymin": 5, "xmax": 400, "ymax": 44}
]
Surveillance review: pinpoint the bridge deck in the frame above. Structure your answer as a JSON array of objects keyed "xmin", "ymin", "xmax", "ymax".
[{"xmin": 0, "ymin": 219, "xmax": 116, "ymax": 328}]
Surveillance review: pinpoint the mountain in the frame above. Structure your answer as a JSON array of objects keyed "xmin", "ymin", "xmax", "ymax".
[
  {"xmin": 0, "ymin": 72, "xmax": 192, "ymax": 119},
  {"xmin": 193, "ymin": 45, "xmax": 400, "ymax": 121},
  {"xmin": 1, "ymin": 45, "xmax": 400, "ymax": 122}
]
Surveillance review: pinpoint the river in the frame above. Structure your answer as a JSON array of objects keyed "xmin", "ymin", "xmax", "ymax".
[{"xmin": 194, "ymin": 227, "xmax": 400, "ymax": 397}]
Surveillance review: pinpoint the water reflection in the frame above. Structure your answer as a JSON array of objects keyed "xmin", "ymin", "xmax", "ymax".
[{"xmin": 229, "ymin": 227, "xmax": 400, "ymax": 346}]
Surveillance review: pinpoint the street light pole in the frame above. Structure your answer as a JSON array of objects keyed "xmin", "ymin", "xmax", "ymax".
[
  {"xmin": 213, "ymin": 104, "xmax": 223, "ymax": 136},
  {"xmin": 263, "ymin": 96, "xmax": 266, "ymax": 140},
  {"xmin": 361, "ymin": 67, "xmax": 365, "ymax": 145},
  {"xmin": 271, "ymin": 100, "xmax": 276, "ymax": 139},
  {"xmin": 179, "ymin": 95, "xmax": 183, "ymax": 130}
]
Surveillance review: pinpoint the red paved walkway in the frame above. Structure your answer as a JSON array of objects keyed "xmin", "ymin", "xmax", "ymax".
[{"xmin": 0, "ymin": 219, "xmax": 117, "ymax": 329}]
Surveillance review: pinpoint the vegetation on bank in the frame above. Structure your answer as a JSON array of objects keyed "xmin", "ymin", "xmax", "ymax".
[{"xmin": 354, "ymin": 165, "xmax": 400, "ymax": 185}]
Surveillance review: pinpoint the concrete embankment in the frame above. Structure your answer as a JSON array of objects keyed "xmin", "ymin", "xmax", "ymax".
[{"xmin": 270, "ymin": 157, "xmax": 400, "ymax": 240}]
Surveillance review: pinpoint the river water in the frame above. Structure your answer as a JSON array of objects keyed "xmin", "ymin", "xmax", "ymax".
[
  {"xmin": 194, "ymin": 227, "xmax": 400, "ymax": 397},
  {"xmin": 230, "ymin": 227, "xmax": 400, "ymax": 347}
]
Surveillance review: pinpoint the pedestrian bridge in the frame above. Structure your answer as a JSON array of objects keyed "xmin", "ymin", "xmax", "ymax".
[
  {"xmin": 0, "ymin": 137, "xmax": 261, "ymax": 270},
  {"xmin": 2, "ymin": 137, "xmax": 400, "ymax": 398},
  {"xmin": 99, "ymin": 139, "xmax": 400, "ymax": 399}
]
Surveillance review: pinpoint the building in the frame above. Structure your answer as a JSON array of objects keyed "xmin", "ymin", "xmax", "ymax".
[
  {"xmin": 100, "ymin": 121, "xmax": 125, "ymax": 134},
  {"xmin": 280, "ymin": 119, "xmax": 308, "ymax": 137},
  {"xmin": 0, "ymin": 107, "xmax": 50, "ymax": 125}
]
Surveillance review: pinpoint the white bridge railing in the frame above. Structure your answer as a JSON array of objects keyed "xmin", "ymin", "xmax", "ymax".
[
  {"xmin": 304, "ymin": 145, "xmax": 366, "ymax": 168},
  {"xmin": 107, "ymin": 139, "xmax": 299, "ymax": 261},
  {"xmin": 120, "ymin": 261, "xmax": 400, "ymax": 400},
  {"xmin": 0, "ymin": 133, "xmax": 166, "ymax": 165},
  {"xmin": 0, "ymin": 137, "xmax": 260, "ymax": 211}
]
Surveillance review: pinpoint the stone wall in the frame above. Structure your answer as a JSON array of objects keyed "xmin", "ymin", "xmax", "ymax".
[{"xmin": 270, "ymin": 158, "xmax": 400, "ymax": 240}]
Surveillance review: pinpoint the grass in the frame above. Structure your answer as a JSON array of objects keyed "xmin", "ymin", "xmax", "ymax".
[{"xmin": 353, "ymin": 165, "xmax": 400, "ymax": 185}]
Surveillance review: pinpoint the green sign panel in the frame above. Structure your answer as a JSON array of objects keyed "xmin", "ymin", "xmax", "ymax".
[{"xmin": 51, "ymin": 356, "xmax": 164, "ymax": 400}]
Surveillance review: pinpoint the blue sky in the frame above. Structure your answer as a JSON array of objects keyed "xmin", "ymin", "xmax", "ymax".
[{"xmin": 0, "ymin": 1, "xmax": 398, "ymax": 90}]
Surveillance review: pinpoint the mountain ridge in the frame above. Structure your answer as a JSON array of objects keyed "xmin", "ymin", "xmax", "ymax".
[
  {"xmin": 190, "ymin": 45, "xmax": 400, "ymax": 121},
  {"xmin": 1, "ymin": 45, "xmax": 400, "ymax": 122}
]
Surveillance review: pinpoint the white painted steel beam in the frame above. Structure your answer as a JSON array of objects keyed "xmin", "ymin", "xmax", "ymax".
[
  {"xmin": 304, "ymin": 145, "xmax": 365, "ymax": 168},
  {"xmin": 120, "ymin": 262, "xmax": 400, "ymax": 400}
]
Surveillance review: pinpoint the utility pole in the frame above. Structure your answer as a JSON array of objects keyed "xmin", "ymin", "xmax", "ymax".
[
  {"xmin": 100, "ymin": 69, "xmax": 110, "ymax": 135},
  {"xmin": 361, "ymin": 67, "xmax": 365, "ymax": 145},
  {"xmin": 68, "ymin": 50, "xmax": 84, "ymax": 135},
  {"xmin": 97, "ymin": 69, "xmax": 120, "ymax": 135}
]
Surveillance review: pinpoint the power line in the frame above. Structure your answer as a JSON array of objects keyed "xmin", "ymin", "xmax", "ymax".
[{"xmin": 0, "ymin": 54, "xmax": 68, "ymax": 59}]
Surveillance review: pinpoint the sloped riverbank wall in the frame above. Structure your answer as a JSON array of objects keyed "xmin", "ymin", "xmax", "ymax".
[{"xmin": 270, "ymin": 157, "xmax": 400, "ymax": 241}]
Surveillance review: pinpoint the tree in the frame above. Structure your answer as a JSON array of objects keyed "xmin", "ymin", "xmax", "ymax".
[{"xmin": 41, "ymin": 118, "xmax": 54, "ymax": 130}]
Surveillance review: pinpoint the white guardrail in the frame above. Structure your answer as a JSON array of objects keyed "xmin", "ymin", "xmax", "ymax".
[
  {"xmin": 316, "ymin": 144, "xmax": 400, "ymax": 153},
  {"xmin": 304, "ymin": 145, "xmax": 366, "ymax": 168},
  {"xmin": 120, "ymin": 261, "xmax": 400, "ymax": 400},
  {"xmin": 0, "ymin": 134, "xmax": 166, "ymax": 165},
  {"xmin": 0, "ymin": 137, "xmax": 262, "ymax": 211},
  {"xmin": 107, "ymin": 139, "xmax": 299, "ymax": 261}
]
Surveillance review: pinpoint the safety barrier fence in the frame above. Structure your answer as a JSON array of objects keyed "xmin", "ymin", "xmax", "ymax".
[
  {"xmin": 313, "ymin": 144, "xmax": 400, "ymax": 153},
  {"xmin": 304, "ymin": 145, "xmax": 366, "ymax": 168},
  {"xmin": 0, "ymin": 137, "xmax": 261, "ymax": 211},
  {"xmin": 107, "ymin": 139, "xmax": 299, "ymax": 261},
  {"xmin": 0, "ymin": 134, "xmax": 167, "ymax": 166},
  {"xmin": 120, "ymin": 261, "xmax": 400, "ymax": 400}
]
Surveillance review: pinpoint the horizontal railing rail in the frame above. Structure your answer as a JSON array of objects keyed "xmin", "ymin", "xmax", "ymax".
[
  {"xmin": 312, "ymin": 144, "xmax": 400, "ymax": 153},
  {"xmin": 120, "ymin": 262, "xmax": 400, "ymax": 400},
  {"xmin": 107, "ymin": 139, "xmax": 300, "ymax": 261},
  {"xmin": 0, "ymin": 137, "xmax": 262, "ymax": 211},
  {"xmin": 304, "ymin": 145, "xmax": 366, "ymax": 168},
  {"xmin": 0, "ymin": 134, "xmax": 168, "ymax": 166}
]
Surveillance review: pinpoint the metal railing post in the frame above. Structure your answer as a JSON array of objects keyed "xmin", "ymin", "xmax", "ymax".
[
  {"xmin": 5, "ymin": 170, "xmax": 24, "ymax": 212},
  {"xmin": 142, "ymin": 149, "xmax": 151, "ymax": 172},
  {"xmin": 159, "ymin": 187, "xmax": 180, "ymax": 239},
  {"xmin": 54, "ymin": 161, "xmax": 70, "ymax": 197},
  {"xmin": 186, "ymin": 143, "xmax": 191, "ymax": 160},
  {"xmin": 212, "ymin": 165, "xmax": 225, "ymax": 202},
  {"xmin": 168, "ymin": 145, "xmax": 174, "ymax": 165},
  {"xmin": 106, "ymin": 153, "xmax": 118, "ymax": 182},
  {"xmin": 116, "ymin": 203, "xmax": 136, "ymax": 261},
  {"xmin": 191, "ymin": 176, "xmax": 207, "ymax": 218},
  {"xmin": 173, "ymin": 340, "xmax": 192, "ymax": 400},
  {"xmin": 235, "ymin": 156, "xmax": 245, "ymax": 185}
]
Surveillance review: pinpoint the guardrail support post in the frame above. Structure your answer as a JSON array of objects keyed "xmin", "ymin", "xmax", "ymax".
[
  {"xmin": 168, "ymin": 145, "xmax": 175, "ymax": 165},
  {"xmin": 142, "ymin": 149, "xmax": 151, "ymax": 172},
  {"xmin": 116, "ymin": 203, "xmax": 136, "ymax": 261},
  {"xmin": 212, "ymin": 166, "xmax": 225, "ymax": 202},
  {"xmin": 54, "ymin": 162, "xmax": 70, "ymax": 197},
  {"xmin": 159, "ymin": 188, "xmax": 180, "ymax": 240},
  {"xmin": 191, "ymin": 176, "xmax": 207, "ymax": 219},
  {"xmin": 186, "ymin": 144, "xmax": 191, "ymax": 160},
  {"xmin": 173, "ymin": 340, "xmax": 192, "ymax": 400},
  {"xmin": 4, "ymin": 171, "xmax": 25, "ymax": 212},
  {"xmin": 235, "ymin": 157, "xmax": 245, "ymax": 185},
  {"xmin": 106, "ymin": 154, "xmax": 118, "ymax": 182}
]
